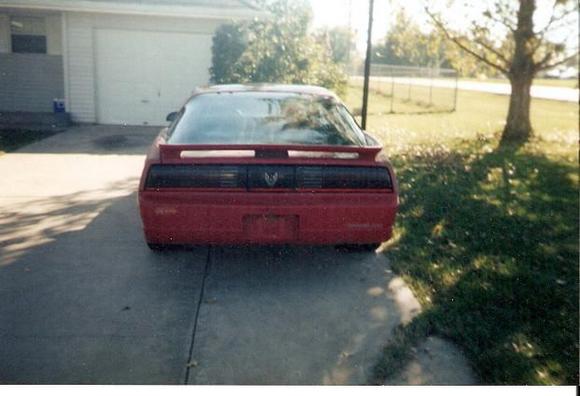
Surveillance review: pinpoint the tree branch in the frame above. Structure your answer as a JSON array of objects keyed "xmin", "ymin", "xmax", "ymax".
[
  {"xmin": 535, "ymin": 51, "xmax": 553, "ymax": 69},
  {"xmin": 425, "ymin": 7, "xmax": 510, "ymax": 75},
  {"xmin": 537, "ymin": 4, "xmax": 576, "ymax": 34},
  {"xmin": 535, "ymin": 51, "xmax": 578, "ymax": 72},
  {"xmin": 535, "ymin": 23, "xmax": 578, "ymax": 64},
  {"xmin": 472, "ymin": 36, "xmax": 511, "ymax": 67},
  {"xmin": 532, "ymin": 1, "xmax": 576, "ymax": 53},
  {"xmin": 482, "ymin": 10, "xmax": 516, "ymax": 33}
]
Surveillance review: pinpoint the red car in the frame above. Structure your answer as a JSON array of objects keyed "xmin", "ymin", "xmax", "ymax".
[{"xmin": 138, "ymin": 84, "xmax": 398, "ymax": 250}]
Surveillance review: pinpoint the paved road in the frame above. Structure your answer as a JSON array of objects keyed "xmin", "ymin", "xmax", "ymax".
[
  {"xmin": 427, "ymin": 78, "xmax": 578, "ymax": 102},
  {"xmin": 0, "ymin": 126, "xmax": 442, "ymax": 384},
  {"xmin": 354, "ymin": 76, "xmax": 579, "ymax": 102}
]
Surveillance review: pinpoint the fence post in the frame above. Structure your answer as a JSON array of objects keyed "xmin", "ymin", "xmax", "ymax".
[
  {"xmin": 390, "ymin": 66, "xmax": 395, "ymax": 113},
  {"xmin": 453, "ymin": 71, "xmax": 458, "ymax": 112},
  {"xmin": 429, "ymin": 67, "xmax": 433, "ymax": 106}
]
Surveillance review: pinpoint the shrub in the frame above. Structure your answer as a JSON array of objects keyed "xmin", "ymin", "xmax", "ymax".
[{"xmin": 210, "ymin": 0, "xmax": 347, "ymax": 95}]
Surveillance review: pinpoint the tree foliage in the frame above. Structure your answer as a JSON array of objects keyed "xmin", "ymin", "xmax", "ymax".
[
  {"xmin": 210, "ymin": 0, "xmax": 347, "ymax": 95},
  {"xmin": 373, "ymin": 10, "xmax": 501, "ymax": 77},
  {"xmin": 316, "ymin": 26, "xmax": 356, "ymax": 65},
  {"xmin": 373, "ymin": 11, "xmax": 444, "ymax": 67}
]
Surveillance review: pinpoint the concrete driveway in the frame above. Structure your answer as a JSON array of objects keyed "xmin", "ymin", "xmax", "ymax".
[{"xmin": 0, "ymin": 125, "xmax": 462, "ymax": 384}]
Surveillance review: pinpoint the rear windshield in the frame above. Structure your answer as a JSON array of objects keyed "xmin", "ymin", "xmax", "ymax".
[{"xmin": 167, "ymin": 92, "xmax": 366, "ymax": 146}]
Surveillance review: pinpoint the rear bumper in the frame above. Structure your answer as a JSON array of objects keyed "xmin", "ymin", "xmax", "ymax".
[{"xmin": 139, "ymin": 191, "xmax": 398, "ymax": 245}]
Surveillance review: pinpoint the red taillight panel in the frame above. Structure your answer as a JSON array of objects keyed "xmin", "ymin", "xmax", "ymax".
[{"xmin": 144, "ymin": 164, "xmax": 393, "ymax": 191}]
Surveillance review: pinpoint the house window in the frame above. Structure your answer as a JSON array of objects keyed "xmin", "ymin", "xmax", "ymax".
[{"xmin": 10, "ymin": 16, "xmax": 47, "ymax": 54}]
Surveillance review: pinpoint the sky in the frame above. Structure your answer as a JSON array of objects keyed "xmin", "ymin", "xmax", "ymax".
[
  {"xmin": 309, "ymin": 0, "xmax": 483, "ymax": 52},
  {"xmin": 310, "ymin": 0, "xmax": 392, "ymax": 52},
  {"xmin": 309, "ymin": 0, "xmax": 579, "ymax": 56}
]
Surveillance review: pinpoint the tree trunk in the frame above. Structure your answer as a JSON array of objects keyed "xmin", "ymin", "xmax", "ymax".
[
  {"xmin": 500, "ymin": 0, "xmax": 536, "ymax": 145},
  {"xmin": 502, "ymin": 74, "xmax": 533, "ymax": 142}
]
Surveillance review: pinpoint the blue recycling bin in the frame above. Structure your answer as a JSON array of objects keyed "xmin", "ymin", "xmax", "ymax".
[{"xmin": 53, "ymin": 98, "xmax": 65, "ymax": 113}]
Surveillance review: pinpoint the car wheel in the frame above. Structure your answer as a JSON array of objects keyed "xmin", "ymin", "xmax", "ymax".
[{"xmin": 335, "ymin": 243, "xmax": 380, "ymax": 252}]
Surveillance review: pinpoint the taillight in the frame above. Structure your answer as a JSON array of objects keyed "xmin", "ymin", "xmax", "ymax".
[
  {"xmin": 145, "ymin": 165, "xmax": 392, "ymax": 190},
  {"xmin": 145, "ymin": 165, "xmax": 246, "ymax": 189},
  {"xmin": 296, "ymin": 166, "xmax": 392, "ymax": 190}
]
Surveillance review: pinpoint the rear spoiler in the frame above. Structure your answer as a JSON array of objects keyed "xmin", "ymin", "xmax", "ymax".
[{"xmin": 158, "ymin": 144, "xmax": 382, "ymax": 162}]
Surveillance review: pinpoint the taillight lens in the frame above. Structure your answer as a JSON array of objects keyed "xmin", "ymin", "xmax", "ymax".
[
  {"xmin": 146, "ymin": 165, "xmax": 245, "ymax": 188},
  {"xmin": 145, "ymin": 165, "xmax": 392, "ymax": 190},
  {"xmin": 296, "ymin": 166, "xmax": 392, "ymax": 189}
]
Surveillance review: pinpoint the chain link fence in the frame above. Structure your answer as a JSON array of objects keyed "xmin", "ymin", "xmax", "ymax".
[{"xmin": 350, "ymin": 64, "xmax": 459, "ymax": 114}]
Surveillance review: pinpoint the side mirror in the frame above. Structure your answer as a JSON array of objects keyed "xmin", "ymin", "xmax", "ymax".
[{"xmin": 166, "ymin": 112, "xmax": 178, "ymax": 122}]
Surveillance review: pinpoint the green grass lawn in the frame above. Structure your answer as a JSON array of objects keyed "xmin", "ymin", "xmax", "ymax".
[
  {"xmin": 344, "ymin": 86, "xmax": 579, "ymax": 385},
  {"xmin": 0, "ymin": 130, "xmax": 57, "ymax": 155}
]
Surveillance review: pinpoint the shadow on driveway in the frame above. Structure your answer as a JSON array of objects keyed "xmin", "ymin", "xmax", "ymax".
[{"xmin": 0, "ymin": 190, "xmax": 207, "ymax": 384}]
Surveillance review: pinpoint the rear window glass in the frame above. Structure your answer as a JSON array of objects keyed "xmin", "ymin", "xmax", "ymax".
[{"xmin": 167, "ymin": 92, "xmax": 366, "ymax": 146}]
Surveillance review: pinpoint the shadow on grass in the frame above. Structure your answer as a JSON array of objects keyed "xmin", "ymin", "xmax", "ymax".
[{"xmin": 372, "ymin": 138, "xmax": 579, "ymax": 384}]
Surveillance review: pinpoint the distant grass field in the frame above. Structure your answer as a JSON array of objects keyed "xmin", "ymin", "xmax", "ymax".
[
  {"xmin": 349, "ymin": 78, "xmax": 458, "ymax": 114},
  {"xmin": 344, "ymin": 85, "xmax": 579, "ymax": 385},
  {"xmin": 462, "ymin": 77, "xmax": 578, "ymax": 89},
  {"xmin": 345, "ymin": 85, "xmax": 577, "ymax": 155}
]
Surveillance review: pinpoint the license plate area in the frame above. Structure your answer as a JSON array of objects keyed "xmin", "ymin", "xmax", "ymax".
[{"xmin": 243, "ymin": 215, "xmax": 298, "ymax": 241}]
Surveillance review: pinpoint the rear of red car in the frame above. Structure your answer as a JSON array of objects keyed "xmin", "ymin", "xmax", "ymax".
[{"xmin": 138, "ymin": 86, "xmax": 398, "ymax": 247}]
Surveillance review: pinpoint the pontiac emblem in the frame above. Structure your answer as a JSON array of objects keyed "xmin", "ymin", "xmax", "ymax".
[{"xmin": 264, "ymin": 172, "xmax": 279, "ymax": 187}]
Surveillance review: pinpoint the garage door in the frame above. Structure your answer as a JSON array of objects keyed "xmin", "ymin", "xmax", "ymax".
[{"xmin": 95, "ymin": 29, "xmax": 212, "ymax": 126}]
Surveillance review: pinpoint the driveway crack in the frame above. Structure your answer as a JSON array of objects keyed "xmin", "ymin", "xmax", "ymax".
[{"xmin": 183, "ymin": 246, "xmax": 212, "ymax": 384}]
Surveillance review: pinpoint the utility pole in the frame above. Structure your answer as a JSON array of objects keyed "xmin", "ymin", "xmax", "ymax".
[
  {"xmin": 361, "ymin": 0, "xmax": 374, "ymax": 130},
  {"xmin": 347, "ymin": 0, "xmax": 352, "ymax": 28},
  {"xmin": 346, "ymin": 0, "xmax": 352, "ymax": 65}
]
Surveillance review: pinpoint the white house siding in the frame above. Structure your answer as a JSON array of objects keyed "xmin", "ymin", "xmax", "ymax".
[
  {"xmin": 0, "ymin": 12, "xmax": 64, "ymax": 112},
  {"xmin": 64, "ymin": 12, "xmax": 222, "ymax": 124},
  {"xmin": 63, "ymin": 13, "xmax": 96, "ymax": 122},
  {"xmin": 45, "ymin": 14, "xmax": 62, "ymax": 55}
]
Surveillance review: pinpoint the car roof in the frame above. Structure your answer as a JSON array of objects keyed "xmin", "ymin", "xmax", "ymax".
[{"xmin": 192, "ymin": 84, "xmax": 340, "ymax": 100}]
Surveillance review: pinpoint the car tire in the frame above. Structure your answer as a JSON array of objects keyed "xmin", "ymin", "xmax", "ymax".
[
  {"xmin": 335, "ymin": 243, "xmax": 380, "ymax": 252},
  {"xmin": 147, "ymin": 243, "xmax": 166, "ymax": 251}
]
